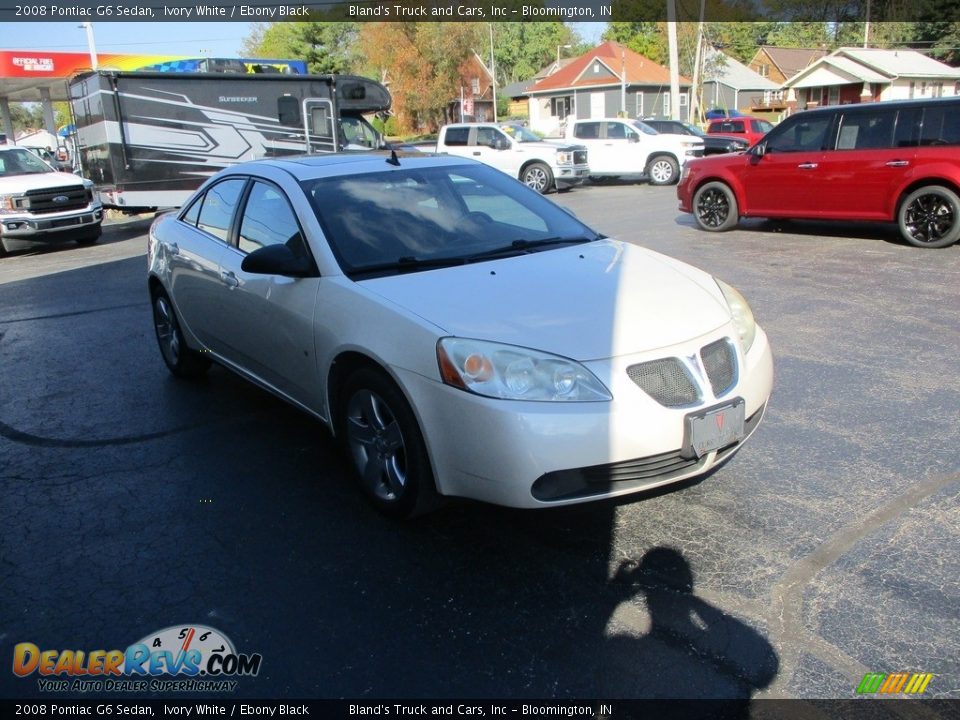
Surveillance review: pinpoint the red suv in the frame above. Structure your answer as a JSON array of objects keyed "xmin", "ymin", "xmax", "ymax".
[
  {"xmin": 706, "ymin": 117, "xmax": 773, "ymax": 147},
  {"xmin": 678, "ymin": 97, "xmax": 960, "ymax": 248}
]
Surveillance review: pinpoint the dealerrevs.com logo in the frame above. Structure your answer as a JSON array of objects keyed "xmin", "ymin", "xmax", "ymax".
[{"xmin": 13, "ymin": 624, "xmax": 262, "ymax": 693}]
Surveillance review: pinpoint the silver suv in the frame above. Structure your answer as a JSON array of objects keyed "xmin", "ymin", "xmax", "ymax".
[{"xmin": 0, "ymin": 146, "xmax": 102, "ymax": 255}]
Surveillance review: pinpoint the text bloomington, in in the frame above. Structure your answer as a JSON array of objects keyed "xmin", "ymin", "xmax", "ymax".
[{"xmin": 349, "ymin": 3, "xmax": 604, "ymax": 17}]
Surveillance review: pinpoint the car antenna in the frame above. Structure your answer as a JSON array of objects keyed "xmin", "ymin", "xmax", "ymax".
[{"xmin": 386, "ymin": 149, "xmax": 400, "ymax": 167}]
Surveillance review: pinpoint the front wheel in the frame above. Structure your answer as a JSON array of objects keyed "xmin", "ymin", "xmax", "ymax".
[
  {"xmin": 898, "ymin": 186, "xmax": 960, "ymax": 249},
  {"xmin": 151, "ymin": 288, "xmax": 210, "ymax": 378},
  {"xmin": 521, "ymin": 162, "xmax": 554, "ymax": 194},
  {"xmin": 340, "ymin": 368, "xmax": 439, "ymax": 519},
  {"xmin": 647, "ymin": 155, "xmax": 680, "ymax": 186},
  {"xmin": 693, "ymin": 181, "xmax": 739, "ymax": 232}
]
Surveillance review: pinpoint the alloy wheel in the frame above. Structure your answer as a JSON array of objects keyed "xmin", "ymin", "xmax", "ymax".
[{"xmin": 346, "ymin": 389, "xmax": 408, "ymax": 503}]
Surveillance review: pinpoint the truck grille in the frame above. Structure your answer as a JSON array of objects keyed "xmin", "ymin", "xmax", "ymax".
[{"xmin": 16, "ymin": 185, "xmax": 92, "ymax": 214}]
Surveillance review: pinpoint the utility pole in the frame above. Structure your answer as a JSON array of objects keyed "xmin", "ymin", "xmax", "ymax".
[
  {"xmin": 864, "ymin": 0, "xmax": 872, "ymax": 48},
  {"xmin": 489, "ymin": 24, "xmax": 497, "ymax": 122},
  {"xmin": 667, "ymin": 1, "xmax": 681, "ymax": 120},
  {"xmin": 690, "ymin": 0, "xmax": 706, "ymax": 125}
]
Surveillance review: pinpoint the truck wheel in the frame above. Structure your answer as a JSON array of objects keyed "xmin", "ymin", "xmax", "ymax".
[
  {"xmin": 521, "ymin": 163, "xmax": 554, "ymax": 194},
  {"xmin": 647, "ymin": 155, "xmax": 680, "ymax": 185}
]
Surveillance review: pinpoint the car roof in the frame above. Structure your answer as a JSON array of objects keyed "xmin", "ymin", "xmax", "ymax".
[
  {"xmin": 220, "ymin": 151, "xmax": 476, "ymax": 181},
  {"xmin": 791, "ymin": 96, "xmax": 960, "ymax": 117}
]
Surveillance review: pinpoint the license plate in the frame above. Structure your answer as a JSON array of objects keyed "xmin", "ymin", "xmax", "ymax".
[{"xmin": 684, "ymin": 399, "xmax": 746, "ymax": 458}]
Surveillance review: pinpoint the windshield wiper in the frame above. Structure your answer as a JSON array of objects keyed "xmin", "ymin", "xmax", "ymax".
[
  {"xmin": 464, "ymin": 235, "xmax": 598, "ymax": 261},
  {"xmin": 349, "ymin": 255, "xmax": 468, "ymax": 278}
]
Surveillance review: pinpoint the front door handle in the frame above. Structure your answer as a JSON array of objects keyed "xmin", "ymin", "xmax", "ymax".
[
  {"xmin": 797, "ymin": 163, "xmax": 818, "ymax": 170},
  {"xmin": 885, "ymin": 160, "xmax": 909, "ymax": 167},
  {"xmin": 472, "ymin": 151, "xmax": 481, "ymax": 156},
  {"xmin": 220, "ymin": 270, "xmax": 239, "ymax": 288}
]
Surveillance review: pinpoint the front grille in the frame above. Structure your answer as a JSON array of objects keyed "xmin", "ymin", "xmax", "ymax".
[
  {"xmin": 627, "ymin": 358, "xmax": 699, "ymax": 407},
  {"xmin": 18, "ymin": 185, "xmax": 92, "ymax": 214},
  {"xmin": 573, "ymin": 149, "xmax": 588, "ymax": 165},
  {"xmin": 701, "ymin": 338, "xmax": 737, "ymax": 397}
]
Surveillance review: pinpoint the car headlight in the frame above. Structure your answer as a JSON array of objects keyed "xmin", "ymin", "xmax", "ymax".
[
  {"xmin": 556, "ymin": 151, "xmax": 573, "ymax": 166},
  {"xmin": 0, "ymin": 194, "xmax": 18, "ymax": 214},
  {"xmin": 437, "ymin": 338, "xmax": 611, "ymax": 402},
  {"xmin": 716, "ymin": 279, "xmax": 756, "ymax": 354}
]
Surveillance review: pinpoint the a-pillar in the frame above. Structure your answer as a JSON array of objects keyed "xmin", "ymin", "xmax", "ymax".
[
  {"xmin": 39, "ymin": 86, "xmax": 57, "ymax": 138},
  {"xmin": 0, "ymin": 97, "xmax": 14, "ymax": 143}
]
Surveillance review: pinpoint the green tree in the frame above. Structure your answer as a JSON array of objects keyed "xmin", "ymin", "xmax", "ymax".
[
  {"xmin": 490, "ymin": 23, "xmax": 577, "ymax": 85},
  {"xmin": 241, "ymin": 22, "xmax": 360, "ymax": 74}
]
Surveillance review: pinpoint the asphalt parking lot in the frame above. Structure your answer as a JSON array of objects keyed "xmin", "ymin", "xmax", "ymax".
[{"xmin": 1, "ymin": 186, "xmax": 958, "ymax": 704}]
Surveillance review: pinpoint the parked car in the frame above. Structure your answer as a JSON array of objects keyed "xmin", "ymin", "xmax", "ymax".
[
  {"xmin": 565, "ymin": 118, "xmax": 704, "ymax": 185},
  {"xmin": 0, "ymin": 145, "xmax": 102, "ymax": 255},
  {"xmin": 706, "ymin": 117, "xmax": 774, "ymax": 147},
  {"xmin": 435, "ymin": 122, "xmax": 589, "ymax": 193},
  {"xmin": 678, "ymin": 97, "xmax": 960, "ymax": 248},
  {"xmin": 148, "ymin": 153, "xmax": 773, "ymax": 517},
  {"xmin": 644, "ymin": 119, "xmax": 749, "ymax": 155}
]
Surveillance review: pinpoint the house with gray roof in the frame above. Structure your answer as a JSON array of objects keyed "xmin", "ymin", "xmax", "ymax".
[{"xmin": 700, "ymin": 47, "xmax": 780, "ymax": 114}]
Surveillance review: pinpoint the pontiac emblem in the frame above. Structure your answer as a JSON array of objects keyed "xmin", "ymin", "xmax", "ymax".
[{"xmin": 715, "ymin": 413, "xmax": 725, "ymax": 431}]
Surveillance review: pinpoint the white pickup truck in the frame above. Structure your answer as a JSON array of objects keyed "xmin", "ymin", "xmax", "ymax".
[
  {"xmin": 564, "ymin": 118, "xmax": 704, "ymax": 185},
  {"xmin": 436, "ymin": 122, "xmax": 589, "ymax": 194},
  {"xmin": 0, "ymin": 145, "xmax": 103, "ymax": 255}
]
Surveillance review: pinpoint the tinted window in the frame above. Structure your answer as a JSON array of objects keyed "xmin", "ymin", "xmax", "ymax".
[
  {"xmin": 443, "ymin": 127, "xmax": 469, "ymax": 146},
  {"xmin": 605, "ymin": 122, "xmax": 626, "ymax": 139},
  {"xmin": 574, "ymin": 122, "xmax": 600, "ymax": 140},
  {"xmin": 766, "ymin": 115, "xmax": 832, "ymax": 153},
  {"xmin": 278, "ymin": 96, "xmax": 300, "ymax": 127},
  {"xmin": 238, "ymin": 181, "xmax": 307, "ymax": 257},
  {"xmin": 920, "ymin": 105, "xmax": 960, "ymax": 146},
  {"xmin": 835, "ymin": 110, "xmax": 896, "ymax": 150},
  {"xmin": 196, "ymin": 178, "xmax": 245, "ymax": 242}
]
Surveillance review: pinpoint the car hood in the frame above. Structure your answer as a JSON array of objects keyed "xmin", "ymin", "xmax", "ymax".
[
  {"xmin": 359, "ymin": 240, "xmax": 731, "ymax": 361},
  {"xmin": 0, "ymin": 171, "xmax": 86, "ymax": 193}
]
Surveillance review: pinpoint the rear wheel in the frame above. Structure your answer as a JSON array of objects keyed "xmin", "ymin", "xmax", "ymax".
[
  {"xmin": 521, "ymin": 162, "xmax": 554, "ymax": 194},
  {"xmin": 898, "ymin": 185, "xmax": 960, "ymax": 249},
  {"xmin": 151, "ymin": 287, "xmax": 210, "ymax": 378},
  {"xmin": 693, "ymin": 181, "xmax": 739, "ymax": 232},
  {"xmin": 647, "ymin": 155, "xmax": 680, "ymax": 186},
  {"xmin": 339, "ymin": 367, "xmax": 439, "ymax": 519}
]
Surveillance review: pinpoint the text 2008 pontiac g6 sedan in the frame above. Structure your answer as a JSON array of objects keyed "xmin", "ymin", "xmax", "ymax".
[{"xmin": 148, "ymin": 153, "xmax": 773, "ymax": 517}]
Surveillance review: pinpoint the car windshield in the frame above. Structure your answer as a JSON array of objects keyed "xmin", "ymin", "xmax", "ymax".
[
  {"xmin": 631, "ymin": 121, "xmax": 659, "ymax": 136},
  {"xmin": 0, "ymin": 148, "xmax": 54, "ymax": 176},
  {"xmin": 499, "ymin": 124, "xmax": 541, "ymax": 143},
  {"xmin": 302, "ymin": 163, "xmax": 601, "ymax": 278}
]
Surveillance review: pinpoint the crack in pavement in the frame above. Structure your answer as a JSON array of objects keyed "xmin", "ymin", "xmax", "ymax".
[{"xmin": 766, "ymin": 470, "xmax": 960, "ymax": 702}]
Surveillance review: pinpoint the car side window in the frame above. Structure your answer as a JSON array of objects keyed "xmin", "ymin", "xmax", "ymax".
[
  {"xmin": 605, "ymin": 122, "xmax": 626, "ymax": 140},
  {"xmin": 476, "ymin": 127, "xmax": 502, "ymax": 147},
  {"xmin": 766, "ymin": 116, "xmax": 832, "ymax": 153},
  {"xmin": 919, "ymin": 106, "xmax": 960, "ymax": 146},
  {"xmin": 443, "ymin": 127, "xmax": 469, "ymax": 146},
  {"xmin": 180, "ymin": 196, "xmax": 202, "ymax": 227},
  {"xmin": 195, "ymin": 178, "xmax": 246, "ymax": 242},
  {"xmin": 238, "ymin": 181, "xmax": 309, "ymax": 259},
  {"xmin": 574, "ymin": 122, "xmax": 600, "ymax": 140},
  {"xmin": 835, "ymin": 110, "xmax": 896, "ymax": 150}
]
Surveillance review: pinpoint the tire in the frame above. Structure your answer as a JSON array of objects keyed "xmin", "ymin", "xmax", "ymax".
[
  {"xmin": 75, "ymin": 234, "xmax": 99, "ymax": 247},
  {"xmin": 339, "ymin": 367, "xmax": 439, "ymax": 519},
  {"xmin": 646, "ymin": 155, "xmax": 680, "ymax": 186},
  {"xmin": 520, "ymin": 162, "xmax": 554, "ymax": 194},
  {"xmin": 151, "ymin": 287, "xmax": 210, "ymax": 379},
  {"xmin": 898, "ymin": 185, "xmax": 960, "ymax": 249},
  {"xmin": 693, "ymin": 181, "xmax": 739, "ymax": 232}
]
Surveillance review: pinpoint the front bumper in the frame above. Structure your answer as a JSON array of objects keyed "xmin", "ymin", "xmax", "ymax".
[
  {"xmin": 0, "ymin": 206, "xmax": 103, "ymax": 240},
  {"xmin": 398, "ymin": 324, "xmax": 774, "ymax": 509},
  {"xmin": 555, "ymin": 165, "xmax": 590, "ymax": 189}
]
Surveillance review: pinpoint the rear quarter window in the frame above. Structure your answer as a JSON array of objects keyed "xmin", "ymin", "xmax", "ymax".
[{"xmin": 443, "ymin": 127, "xmax": 470, "ymax": 146}]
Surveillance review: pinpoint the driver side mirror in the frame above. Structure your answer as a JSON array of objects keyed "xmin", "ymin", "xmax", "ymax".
[
  {"xmin": 752, "ymin": 142, "xmax": 767, "ymax": 159},
  {"xmin": 627, "ymin": 134, "xmax": 639, "ymax": 143},
  {"xmin": 241, "ymin": 242, "xmax": 315, "ymax": 278}
]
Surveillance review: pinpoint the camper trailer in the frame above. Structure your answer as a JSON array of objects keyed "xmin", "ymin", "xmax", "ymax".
[{"xmin": 68, "ymin": 70, "xmax": 392, "ymax": 210}]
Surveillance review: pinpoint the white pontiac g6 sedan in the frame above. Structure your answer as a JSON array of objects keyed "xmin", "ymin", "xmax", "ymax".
[{"xmin": 148, "ymin": 153, "xmax": 773, "ymax": 518}]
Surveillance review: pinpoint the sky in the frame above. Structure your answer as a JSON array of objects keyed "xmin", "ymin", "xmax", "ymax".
[{"xmin": 1, "ymin": 21, "xmax": 607, "ymax": 60}]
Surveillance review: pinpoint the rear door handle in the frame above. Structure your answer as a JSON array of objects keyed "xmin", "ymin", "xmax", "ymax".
[
  {"xmin": 797, "ymin": 163, "xmax": 818, "ymax": 170},
  {"xmin": 220, "ymin": 270, "xmax": 239, "ymax": 288},
  {"xmin": 885, "ymin": 160, "xmax": 909, "ymax": 167}
]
